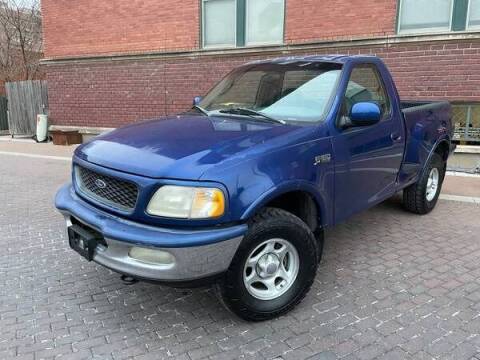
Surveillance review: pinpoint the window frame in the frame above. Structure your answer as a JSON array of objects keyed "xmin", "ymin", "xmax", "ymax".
[
  {"xmin": 201, "ymin": 0, "xmax": 238, "ymax": 49},
  {"xmin": 397, "ymin": 0, "xmax": 480, "ymax": 34},
  {"xmin": 201, "ymin": 0, "xmax": 285, "ymax": 49}
]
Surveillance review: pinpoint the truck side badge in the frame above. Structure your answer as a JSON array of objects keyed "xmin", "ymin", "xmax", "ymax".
[{"xmin": 314, "ymin": 154, "xmax": 331, "ymax": 165}]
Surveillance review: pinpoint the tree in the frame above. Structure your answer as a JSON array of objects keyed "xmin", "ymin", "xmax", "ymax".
[{"xmin": 0, "ymin": 0, "xmax": 42, "ymax": 83}]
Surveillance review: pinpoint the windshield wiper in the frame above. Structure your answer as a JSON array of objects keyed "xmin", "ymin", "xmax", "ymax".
[
  {"xmin": 192, "ymin": 105, "xmax": 210, "ymax": 116},
  {"xmin": 219, "ymin": 107, "xmax": 286, "ymax": 124}
]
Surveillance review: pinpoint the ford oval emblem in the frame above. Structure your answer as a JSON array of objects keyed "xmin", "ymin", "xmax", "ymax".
[{"xmin": 95, "ymin": 179, "xmax": 107, "ymax": 189}]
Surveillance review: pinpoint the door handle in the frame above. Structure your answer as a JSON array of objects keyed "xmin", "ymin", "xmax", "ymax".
[{"xmin": 391, "ymin": 133, "xmax": 402, "ymax": 142}]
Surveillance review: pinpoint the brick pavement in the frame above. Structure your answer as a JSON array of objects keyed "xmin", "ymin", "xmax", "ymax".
[
  {"xmin": 1, "ymin": 152, "xmax": 480, "ymax": 360},
  {"xmin": 442, "ymin": 175, "xmax": 480, "ymax": 198}
]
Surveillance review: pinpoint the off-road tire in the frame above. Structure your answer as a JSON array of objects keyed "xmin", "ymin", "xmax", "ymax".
[
  {"xmin": 403, "ymin": 153, "xmax": 445, "ymax": 214},
  {"xmin": 313, "ymin": 228, "xmax": 324, "ymax": 264},
  {"xmin": 220, "ymin": 207, "xmax": 318, "ymax": 321}
]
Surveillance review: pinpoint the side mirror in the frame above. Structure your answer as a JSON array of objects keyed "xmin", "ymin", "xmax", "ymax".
[
  {"xmin": 350, "ymin": 102, "xmax": 381, "ymax": 126},
  {"xmin": 193, "ymin": 96, "xmax": 203, "ymax": 106}
]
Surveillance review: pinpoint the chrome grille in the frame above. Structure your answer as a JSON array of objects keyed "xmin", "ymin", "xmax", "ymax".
[{"xmin": 75, "ymin": 166, "xmax": 138, "ymax": 211}]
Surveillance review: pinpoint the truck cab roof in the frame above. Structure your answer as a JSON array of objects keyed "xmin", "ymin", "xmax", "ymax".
[{"xmin": 247, "ymin": 55, "xmax": 381, "ymax": 66}]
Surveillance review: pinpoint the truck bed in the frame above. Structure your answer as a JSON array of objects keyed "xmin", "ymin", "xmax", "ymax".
[
  {"xmin": 400, "ymin": 100, "xmax": 450, "ymax": 112},
  {"xmin": 401, "ymin": 101, "xmax": 451, "ymax": 130},
  {"xmin": 398, "ymin": 99, "xmax": 453, "ymax": 185}
]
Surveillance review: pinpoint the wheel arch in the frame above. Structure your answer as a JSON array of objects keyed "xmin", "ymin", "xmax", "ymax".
[
  {"xmin": 434, "ymin": 138, "xmax": 451, "ymax": 162},
  {"xmin": 422, "ymin": 136, "xmax": 450, "ymax": 177},
  {"xmin": 240, "ymin": 181, "xmax": 328, "ymax": 231}
]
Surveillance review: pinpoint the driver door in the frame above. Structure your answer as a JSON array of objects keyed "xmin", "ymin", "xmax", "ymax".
[{"xmin": 332, "ymin": 64, "xmax": 405, "ymax": 223}]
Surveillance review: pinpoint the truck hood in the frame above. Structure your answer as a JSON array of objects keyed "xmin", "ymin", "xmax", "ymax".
[{"xmin": 75, "ymin": 115, "xmax": 302, "ymax": 179}]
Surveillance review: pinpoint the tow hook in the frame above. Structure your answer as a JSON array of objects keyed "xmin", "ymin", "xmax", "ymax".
[{"xmin": 121, "ymin": 274, "xmax": 138, "ymax": 285}]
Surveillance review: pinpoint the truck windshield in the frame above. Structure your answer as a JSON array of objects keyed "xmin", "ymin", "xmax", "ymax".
[{"xmin": 199, "ymin": 62, "xmax": 342, "ymax": 123}]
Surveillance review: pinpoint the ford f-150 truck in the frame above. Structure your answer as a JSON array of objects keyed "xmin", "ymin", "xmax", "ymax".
[{"xmin": 56, "ymin": 55, "xmax": 454, "ymax": 321}]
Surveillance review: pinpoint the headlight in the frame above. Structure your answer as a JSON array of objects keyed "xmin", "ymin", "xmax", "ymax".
[{"xmin": 146, "ymin": 185, "xmax": 225, "ymax": 219}]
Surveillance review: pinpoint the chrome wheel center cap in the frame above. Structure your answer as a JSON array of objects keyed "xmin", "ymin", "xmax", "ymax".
[
  {"xmin": 256, "ymin": 253, "xmax": 280, "ymax": 278},
  {"xmin": 243, "ymin": 238, "xmax": 300, "ymax": 301}
]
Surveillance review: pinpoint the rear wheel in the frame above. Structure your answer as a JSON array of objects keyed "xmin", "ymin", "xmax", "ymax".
[
  {"xmin": 403, "ymin": 153, "xmax": 445, "ymax": 214},
  {"xmin": 220, "ymin": 208, "xmax": 318, "ymax": 321}
]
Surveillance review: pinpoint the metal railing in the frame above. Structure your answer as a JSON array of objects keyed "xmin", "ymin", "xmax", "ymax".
[{"xmin": 452, "ymin": 104, "xmax": 480, "ymax": 143}]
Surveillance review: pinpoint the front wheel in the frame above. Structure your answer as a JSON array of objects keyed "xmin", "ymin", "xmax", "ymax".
[
  {"xmin": 403, "ymin": 153, "xmax": 445, "ymax": 214},
  {"xmin": 219, "ymin": 208, "xmax": 318, "ymax": 321}
]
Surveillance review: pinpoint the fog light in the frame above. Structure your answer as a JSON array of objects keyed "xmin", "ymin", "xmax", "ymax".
[{"xmin": 128, "ymin": 247, "xmax": 175, "ymax": 266}]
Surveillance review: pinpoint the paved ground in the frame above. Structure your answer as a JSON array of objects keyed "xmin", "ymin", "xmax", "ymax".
[
  {"xmin": 442, "ymin": 174, "xmax": 480, "ymax": 198},
  {"xmin": 0, "ymin": 137, "xmax": 77, "ymax": 158},
  {"xmin": 1, "ymin": 151, "xmax": 480, "ymax": 360}
]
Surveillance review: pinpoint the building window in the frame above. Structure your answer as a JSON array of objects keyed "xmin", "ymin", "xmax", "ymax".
[
  {"xmin": 202, "ymin": 0, "xmax": 237, "ymax": 48},
  {"xmin": 452, "ymin": 103, "xmax": 480, "ymax": 143},
  {"xmin": 245, "ymin": 0, "xmax": 284, "ymax": 46},
  {"xmin": 398, "ymin": 0, "xmax": 454, "ymax": 34},
  {"xmin": 397, "ymin": 0, "xmax": 480, "ymax": 34},
  {"xmin": 202, "ymin": 0, "xmax": 284, "ymax": 48},
  {"xmin": 468, "ymin": 0, "xmax": 480, "ymax": 28}
]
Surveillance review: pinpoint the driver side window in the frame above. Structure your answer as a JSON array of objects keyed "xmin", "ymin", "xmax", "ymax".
[{"xmin": 340, "ymin": 64, "xmax": 391, "ymax": 122}]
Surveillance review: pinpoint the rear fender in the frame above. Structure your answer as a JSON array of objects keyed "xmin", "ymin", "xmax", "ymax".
[
  {"xmin": 398, "ymin": 102, "xmax": 452, "ymax": 188},
  {"xmin": 422, "ymin": 136, "xmax": 450, "ymax": 175}
]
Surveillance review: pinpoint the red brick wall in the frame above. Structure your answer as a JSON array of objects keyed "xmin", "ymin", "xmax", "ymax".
[
  {"xmin": 46, "ymin": 40, "xmax": 480, "ymax": 128},
  {"xmin": 41, "ymin": 0, "xmax": 399, "ymax": 59},
  {"xmin": 41, "ymin": 0, "xmax": 199, "ymax": 58},
  {"xmin": 46, "ymin": 58, "xmax": 237, "ymax": 128},
  {"xmin": 285, "ymin": 0, "xmax": 397, "ymax": 43}
]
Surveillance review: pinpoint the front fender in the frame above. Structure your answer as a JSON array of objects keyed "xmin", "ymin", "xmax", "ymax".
[
  {"xmin": 240, "ymin": 180, "xmax": 332, "ymax": 226},
  {"xmin": 199, "ymin": 126, "xmax": 335, "ymax": 227}
]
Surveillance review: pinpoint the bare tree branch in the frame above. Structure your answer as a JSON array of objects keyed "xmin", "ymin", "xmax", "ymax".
[{"xmin": 0, "ymin": 0, "xmax": 43, "ymax": 83}]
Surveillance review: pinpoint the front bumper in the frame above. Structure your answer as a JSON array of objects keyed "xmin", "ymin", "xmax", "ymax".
[{"xmin": 55, "ymin": 184, "xmax": 247, "ymax": 282}]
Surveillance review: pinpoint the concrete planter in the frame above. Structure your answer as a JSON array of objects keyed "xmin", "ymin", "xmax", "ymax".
[{"xmin": 50, "ymin": 130, "xmax": 82, "ymax": 146}]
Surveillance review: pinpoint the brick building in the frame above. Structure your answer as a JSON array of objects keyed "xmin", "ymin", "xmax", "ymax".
[{"xmin": 41, "ymin": 0, "xmax": 480, "ymax": 143}]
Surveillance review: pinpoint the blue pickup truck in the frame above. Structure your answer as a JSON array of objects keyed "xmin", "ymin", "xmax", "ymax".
[{"xmin": 56, "ymin": 55, "xmax": 454, "ymax": 320}]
